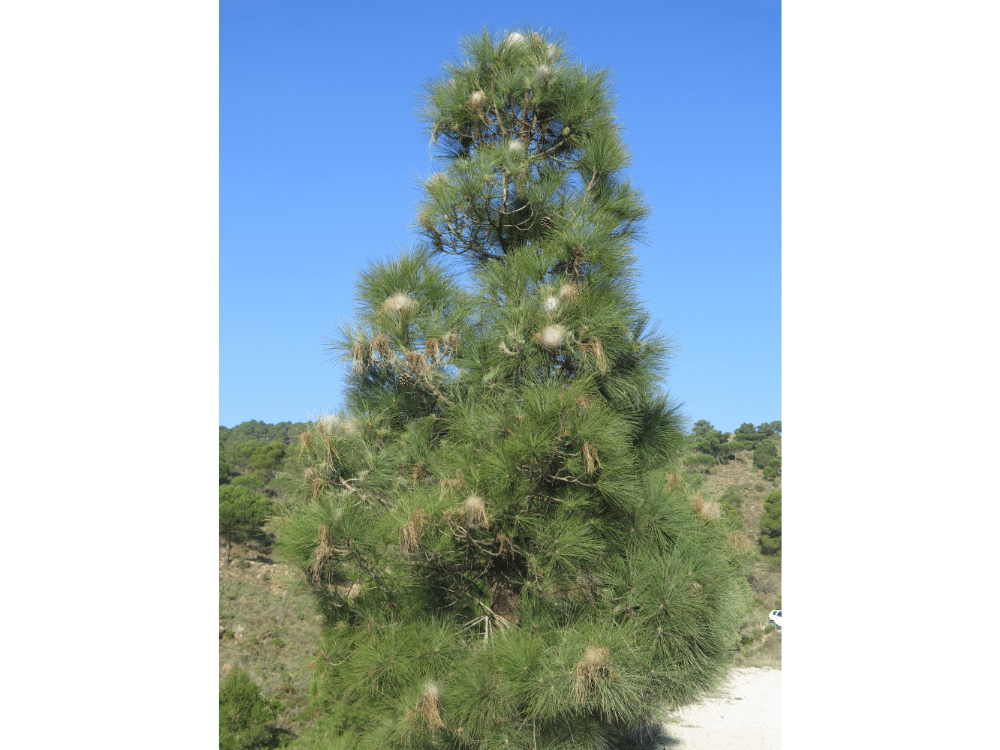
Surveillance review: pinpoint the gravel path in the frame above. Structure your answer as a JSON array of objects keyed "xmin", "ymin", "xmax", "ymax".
[{"xmin": 656, "ymin": 667, "xmax": 781, "ymax": 750}]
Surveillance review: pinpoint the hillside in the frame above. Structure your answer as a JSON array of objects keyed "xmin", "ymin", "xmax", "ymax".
[{"xmin": 668, "ymin": 435, "xmax": 783, "ymax": 668}]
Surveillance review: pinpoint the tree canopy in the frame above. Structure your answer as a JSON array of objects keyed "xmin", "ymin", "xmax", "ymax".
[{"xmin": 269, "ymin": 27, "xmax": 751, "ymax": 749}]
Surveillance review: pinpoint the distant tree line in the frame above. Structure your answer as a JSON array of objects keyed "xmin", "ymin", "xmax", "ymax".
[
  {"xmin": 220, "ymin": 419, "xmax": 310, "ymax": 449},
  {"xmin": 683, "ymin": 419, "xmax": 781, "ymax": 474},
  {"xmin": 219, "ymin": 419, "xmax": 309, "ymax": 563}
]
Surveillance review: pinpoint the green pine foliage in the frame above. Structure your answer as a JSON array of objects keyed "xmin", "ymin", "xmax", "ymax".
[
  {"xmin": 220, "ymin": 668, "xmax": 283, "ymax": 750},
  {"xmin": 731, "ymin": 423, "xmax": 763, "ymax": 449},
  {"xmin": 231, "ymin": 474, "xmax": 267, "ymax": 493},
  {"xmin": 759, "ymin": 490, "xmax": 781, "ymax": 556},
  {"xmin": 220, "ymin": 485, "xmax": 274, "ymax": 563},
  {"xmin": 221, "ymin": 420, "xmax": 310, "ymax": 448},
  {"xmin": 752, "ymin": 439, "xmax": 778, "ymax": 470},
  {"xmin": 717, "ymin": 486, "xmax": 742, "ymax": 522},
  {"xmin": 221, "ymin": 443, "xmax": 235, "ymax": 485},
  {"xmin": 682, "ymin": 453, "xmax": 715, "ymax": 469},
  {"xmin": 271, "ymin": 27, "xmax": 751, "ymax": 749}
]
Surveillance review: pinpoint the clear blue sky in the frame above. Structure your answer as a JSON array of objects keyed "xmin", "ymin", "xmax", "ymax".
[{"xmin": 221, "ymin": 0, "xmax": 781, "ymax": 434}]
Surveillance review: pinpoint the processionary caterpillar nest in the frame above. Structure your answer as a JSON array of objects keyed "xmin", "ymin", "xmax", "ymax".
[
  {"xmin": 463, "ymin": 495, "xmax": 489, "ymax": 528},
  {"xmin": 537, "ymin": 324, "xmax": 566, "ymax": 350}
]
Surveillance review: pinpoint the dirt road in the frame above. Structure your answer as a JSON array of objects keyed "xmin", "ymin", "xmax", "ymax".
[{"xmin": 657, "ymin": 667, "xmax": 781, "ymax": 749}]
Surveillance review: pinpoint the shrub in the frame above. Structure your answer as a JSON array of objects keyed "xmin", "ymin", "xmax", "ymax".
[
  {"xmin": 220, "ymin": 486, "xmax": 273, "ymax": 564},
  {"xmin": 219, "ymin": 668, "xmax": 282, "ymax": 750},
  {"xmin": 762, "ymin": 466, "xmax": 776, "ymax": 480},
  {"xmin": 732, "ymin": 423, "xmax": 765, "ymax": 449},
  {"xmin": 221, "ymin": 445, "xmax": 234, "ymax": 485},
  {"xmin": 231, "ymin": 475, "xmax": 266, "ymax": 493},
  {"xmin": 760, "ymin": 490, "xmax": 781, "ymax": 555},
  {"xmin": 753, "ymin": 439, "xmax": 778, "ymax": 469},
  {"xmin": 718, "ymin": 486, "xmax": 742, "ymax": 517},
  {"xmin": 683, "ymin": 453, "xmax": 715, "ymax": 468}
]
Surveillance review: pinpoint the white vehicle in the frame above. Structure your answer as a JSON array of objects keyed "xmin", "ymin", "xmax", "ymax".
[{"xmin": 769, "ymin": 609, "xmax": 782, "ymax": 627}]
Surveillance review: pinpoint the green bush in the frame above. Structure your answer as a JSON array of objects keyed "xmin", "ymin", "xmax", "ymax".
[
  {"xmin": 231, "ymin": 474, "xmax": 266, "ymax": 493},
  {"xmin": 221, "ymin": 445, "xmax": 234, "ymax": 485},
  {"xmin": 760, "ymin": 490, "xmax": 782, "ymax": 556},
  {"xmin": 753, "ymin": 439, "xmax": 778, "ymax": 469},
  {"xmin": 220, "ymin": 668, "xmax": 282, "ymax": 750},
  {"xmin": 762, "ymin": 466, "xmax": 777, "ymax": 480},
  {"xmin": 683, "ymin": 453, "xmax": 715, "ymax": 468},
  {"xmin": 718, "ymin": 486, "xmax": 742, "ymax": 517},
  {"xmin": 718, "ymin": 440, "xmax": 746, "ymax": 461},
  {"xmin": 732, "ymin": 423, "xmax": 764, "ymax": 449},
  {"xmin": 220, "ymin": 486, "xmax": 273, "ymax": 563}
]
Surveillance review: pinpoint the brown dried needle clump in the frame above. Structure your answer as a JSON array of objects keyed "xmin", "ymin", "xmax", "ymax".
[
  {"xmin": 370, "ymin": 334, "xmax": 392, "ymax": 362},
  {"xmin": 416, "ymin": 682, "xmax": 445, "ymax": 731},
  {"xmin": 400, "ymin": 506, "xmax": 430, "ymax": 554},
  {"xmin": 692, "ymin": 493, "xmax": 720, "ymax": 521},
  {"xmin": 496, "ymin": 531, "xmax": 516, "ymax": 560},
  {"xmin": 573, "ymin": 646, "xmax": 611, "ymax": 701},
  {"xmin": 310, "ymin": 524, "xmax": 334, "ymax": 585},
  {"xmin": 304, "ymin": 466, "xmax": 327, "ymax": 499},
  {"xmin": 557, "ymin": 282, "xmax": 580, "ymax": 302},
  {"xmin": 350, "ymin": 340, "xmax": 366, "ymax": 374},
  {"xmin": 404, "ymin": 349, "xmax": 430, "ymax": 377},
  {"xmin": 582, "ymin": 442, "xmax": 601, "ymax": 476},
  {"xmin": 424, "ymin": 337, "xmax": 442, "ymax": 364},
  {"xmin": 730, "ymin": 530, "xmax": 754, "ymax": 553},
  {"xmin": 463, "ymin": 495, "xmax": 489, "ymax": 528},
  {"xmin": 579, "ymin": 336, "xmax": 607, "ymax": 374}
]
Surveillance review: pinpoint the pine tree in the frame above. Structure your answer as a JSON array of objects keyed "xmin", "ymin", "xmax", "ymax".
[
  {"xmin": 759, "ymin": 490, "xmax": 782, "ymax": 556},
  {"xmin": 271, "ymin": 27, "xmax": 751, "ymax": 749}
]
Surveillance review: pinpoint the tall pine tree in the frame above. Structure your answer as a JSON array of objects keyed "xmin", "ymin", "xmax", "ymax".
[{"xmin": 271, "ymin": 27, "xmax": 751, "ymax": 749}]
